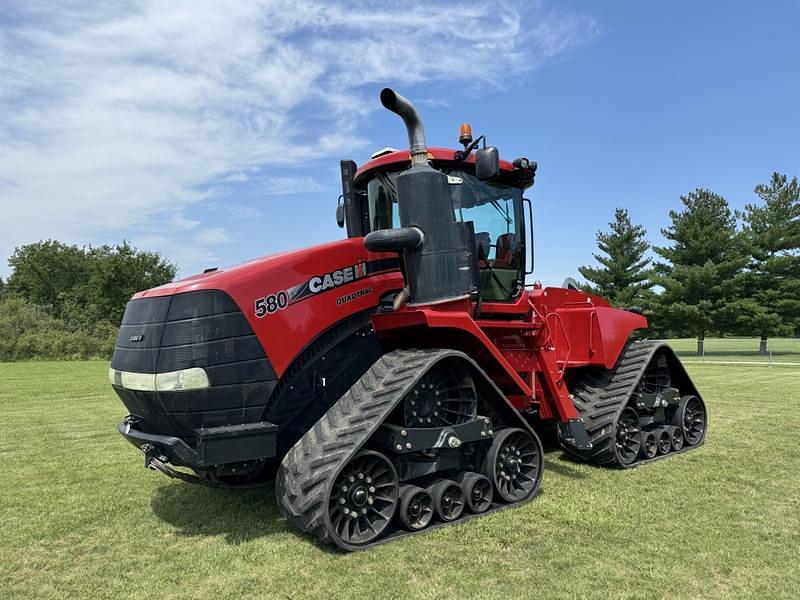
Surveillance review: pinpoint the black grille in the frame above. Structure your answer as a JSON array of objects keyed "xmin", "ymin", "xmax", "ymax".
[{"xmin": 110, "ymin": 290, "xmax": 277, "ymax": 437}]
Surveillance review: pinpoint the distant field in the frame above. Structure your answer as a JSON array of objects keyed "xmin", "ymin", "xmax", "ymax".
[
  {"xmin": 1, "ymin": 357, "xmax": 798, "ymax": 599},
  {"xmin": 664, "ymin": 337, "xmax": 800, "ymax": 364}
]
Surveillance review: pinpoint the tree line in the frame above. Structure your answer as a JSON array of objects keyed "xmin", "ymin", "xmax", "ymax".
[
  {"xmin": 0, "ymin": 241, "xmax": 176, "ymax": 361},
  {"xmin": 0, "ymin": 173, "xmax": 796, "ymax": 361},
  {"xmin": 579, "ymin": 172, "xmax": 800, "ymax": 354}
]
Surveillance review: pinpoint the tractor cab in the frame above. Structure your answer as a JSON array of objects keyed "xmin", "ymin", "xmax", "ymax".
[{"xmin": 341, "ymin": 146, "xmax": 536, "ymax": 303}]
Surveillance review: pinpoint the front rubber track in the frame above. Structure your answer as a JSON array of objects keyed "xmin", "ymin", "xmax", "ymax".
[
  {"xmin": 275, "ymin": 348, "xmax": 539, "ymax": 551},
  {"xmin": 563, "ymin": 340, "xmax": 706, "ymax": 468}
]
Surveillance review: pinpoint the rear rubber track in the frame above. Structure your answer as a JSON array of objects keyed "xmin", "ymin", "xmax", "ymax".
[{"xmin": 563, "ymin": 340, "xmax": 705, "ymax": 468}]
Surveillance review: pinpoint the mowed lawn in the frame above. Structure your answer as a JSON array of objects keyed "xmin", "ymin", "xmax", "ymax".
[
  {"xmin": 666, "ymin": 337, "xmax": 800, "ymax": 364},
  {"xmin": 2, "ymin": 355, "xmax": 799, "ymax": 599}
]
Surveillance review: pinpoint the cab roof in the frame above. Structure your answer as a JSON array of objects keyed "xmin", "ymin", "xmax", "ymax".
[{"xmin": 353, "ymin": 147, "xmax": 523, "ymax": 188}]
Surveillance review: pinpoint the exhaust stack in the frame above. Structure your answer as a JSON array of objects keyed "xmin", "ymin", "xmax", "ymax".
[
  {"xmin": 380, "ymin": 88, "xmax": 428, "ymax": 166},
  {"xmin": 365, "ymin": 88, "xmax": 477, "ymax": 306}
]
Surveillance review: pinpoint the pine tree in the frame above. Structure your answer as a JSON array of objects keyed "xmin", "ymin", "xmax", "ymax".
[
  {"xmin": 729, "ymin": 173, "xmax": 800, "ymax": 353},
  {"xmin": 579, "ymin": 208, "xmax": 652, "ymax": 307},
  {"xmin": 652, "ymin": 189, "xmax": 745, "ymax": 354}
]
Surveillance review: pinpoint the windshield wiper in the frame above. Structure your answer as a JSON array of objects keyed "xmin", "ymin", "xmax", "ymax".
[
  {"xmin": 490, "ymin": 199, "xmax": 513, "ymax": 226},
  {"xmin": 375, "ymin": 171, "xmax": 397, "ymax": 198}
]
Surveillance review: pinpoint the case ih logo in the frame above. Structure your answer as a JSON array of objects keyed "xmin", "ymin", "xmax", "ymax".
[
  {"xmin": 254, "ymin": 258, "xmax": 399, "ymax": 318},
  {"xmin": 308, "ymin": 262, "xmax": 367, "ymax": 294}
]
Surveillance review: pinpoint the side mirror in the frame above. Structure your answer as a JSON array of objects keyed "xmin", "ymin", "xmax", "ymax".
[
  {"xmin": 335, "ymin": 197, "xmax": 345, "ymax": 228},
  {"xmin": 475, "ymin": 146, "xmax": 500, "ymax": 180}
]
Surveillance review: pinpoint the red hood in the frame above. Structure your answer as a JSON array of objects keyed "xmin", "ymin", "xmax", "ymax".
[{"xmin": 133, "ymin": 244, "xmax": 337, "ymax": 299}]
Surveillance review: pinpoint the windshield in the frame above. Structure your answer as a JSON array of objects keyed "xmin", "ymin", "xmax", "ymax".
[
  {"xmin": 365, "ymin": 168, "xmax": 524, "ymax": 301},
  {"xmin": 449, "ymin": 170, "xmax": 523, "ymax": 300}
]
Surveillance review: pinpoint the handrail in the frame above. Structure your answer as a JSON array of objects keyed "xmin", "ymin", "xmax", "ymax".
[
  {"xmin": 546, "ymin": 311, "xmax": 572, "ymax": 376},
  {"xmin": 527, "ymin": 297, "xmax": 571, "ymax": 377}
]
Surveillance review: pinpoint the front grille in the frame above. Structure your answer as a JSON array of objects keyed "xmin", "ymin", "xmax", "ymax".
[{"xmin": 110, "ymin": 290, "xmax": 277, "ymax": 437}]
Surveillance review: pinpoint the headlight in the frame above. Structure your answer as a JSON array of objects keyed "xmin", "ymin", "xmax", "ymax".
[
  {"xmin": 108, "ymin": 367, "xmax": 210, "ymax": 392},
  {"xmin": 155, "ymin": 367, "xmax": 210, "ymax": 391}
]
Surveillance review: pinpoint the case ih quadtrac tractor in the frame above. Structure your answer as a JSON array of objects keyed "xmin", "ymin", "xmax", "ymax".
[{"xmin": 110, "ymin": 89, "xmax": 707, "ymax": 550}]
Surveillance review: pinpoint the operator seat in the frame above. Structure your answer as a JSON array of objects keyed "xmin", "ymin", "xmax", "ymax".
[{"xmin": 493, "ymin": 233, "xmax": 515, "ymax": 269}]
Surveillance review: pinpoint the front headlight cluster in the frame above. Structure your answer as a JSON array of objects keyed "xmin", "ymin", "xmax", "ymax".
[{"xmin": 108, "ymin": 367, "xmax": 210, "ymax": 392}]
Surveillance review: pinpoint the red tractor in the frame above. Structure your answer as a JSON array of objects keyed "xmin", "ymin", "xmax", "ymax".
[{"xmin": 110, "ymin": 89, "xmax": 707, "ymax": 550}]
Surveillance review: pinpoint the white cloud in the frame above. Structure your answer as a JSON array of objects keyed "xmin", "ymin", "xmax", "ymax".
[
  {"xmin": 0, "ymin": 0, "xmax": 597, "ymax": 276},
  {"xmin": 262, "ymin": 176, "xmax": 325, "ymax": 195},
  {"xmin": 194, "ymin": 228, "xmax": 233, "ymax": 245}
]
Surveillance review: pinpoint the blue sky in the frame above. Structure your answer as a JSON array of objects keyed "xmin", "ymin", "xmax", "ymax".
[{"xmin": 1, "ymin": 1, "xmax": 798, "ymax": 285}]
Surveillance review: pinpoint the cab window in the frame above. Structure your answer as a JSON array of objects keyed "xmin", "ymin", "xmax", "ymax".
[
  {"xmin": 366, "ymin": 173, "xmax": 400, "ymax": 231},
  {"xmin": 365, "ymin": 168, "xmax": 524, "ymax": 302},
  {"xmin": 449, "ymin": 170, "xmax": 523, "ymax": 302}
]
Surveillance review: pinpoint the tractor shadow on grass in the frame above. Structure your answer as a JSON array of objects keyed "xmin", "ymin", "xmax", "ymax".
[
  {"xmin": 537, "ymin": 427, "xmax": 589, "ymax": 480},
  {"xmin": 150, "ymin": 481, "xmax": 353, "ymax": 554},
  {"xmin": 149, "ymin": 428, "xmax": 588, "ymax": 549},
  {"xmin": 150, "ymin": 480, "xmax": 292, "ymax": 545}
]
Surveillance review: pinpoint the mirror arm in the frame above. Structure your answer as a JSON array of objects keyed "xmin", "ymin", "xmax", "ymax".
[{"xmin": 456, "ymin": 135, "xmax": 485, "ymax": 160}]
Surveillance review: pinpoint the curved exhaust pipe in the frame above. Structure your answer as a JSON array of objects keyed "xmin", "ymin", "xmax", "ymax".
[{"xmin": 380, "ymin": 88, "xmax": 428, "ymax": 166}]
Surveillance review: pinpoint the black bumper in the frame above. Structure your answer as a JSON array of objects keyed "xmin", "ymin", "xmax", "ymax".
[{"xmin": 118, "ymin": 417, "xmax": 278, "ymax": 470}]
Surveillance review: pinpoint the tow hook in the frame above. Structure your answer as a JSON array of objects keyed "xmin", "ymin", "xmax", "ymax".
[{"xmin": 141, "ymin": 443, "xmax": 160, "ymax": 469}]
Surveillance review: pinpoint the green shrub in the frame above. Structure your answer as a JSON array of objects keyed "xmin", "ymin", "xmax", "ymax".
[{"xmin": 0, "ymin": 296, "xmax": 115, "ymax": 361}]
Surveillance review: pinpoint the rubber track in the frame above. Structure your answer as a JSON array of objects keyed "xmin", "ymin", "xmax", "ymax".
[
  {"xmin": 562, "ymin": 340, "xmax": 704, "ymax": 468},
  {"xmin": 275, "ymin": 348, "xmax": 537, "ymax": 551}
]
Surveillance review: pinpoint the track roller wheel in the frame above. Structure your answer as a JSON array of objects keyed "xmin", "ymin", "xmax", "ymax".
[
  {"xmin": 327, "ymin": 451, "xmax": 398, "ymax": 548},
  {"xmin": 484, "ymin": 428, "xmax": 543, "ymax": 503},
  {"xmin": 657, "ymin": 429, "xmax": 671, "ymax": 455},
  {"xmin": 672, "ymin": 395, "xmax": 707, "ymax": 446},
  {"xmin": 640, "ymin": 431, "xmax": 657, "ymax": 459},
  {"xmin": 454, "ymin": 472, "xmax": 493, "ymax": 513},
  {"xmin": 614, "ymin": 408, "xmax": 642, "ymax": 466},
  {"xmin": 671, "ymin": 427, "xmax": 684, "ymax": 451},
  {"xmin": 397, "ymin": 485, "xmax": 433, "ymax": 531},
  {"xmin": 426, "ymin": 479, "xmax": 465, "ymax": 522}
]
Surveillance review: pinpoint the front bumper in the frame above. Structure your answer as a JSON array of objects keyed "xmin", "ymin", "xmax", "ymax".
[{"xmin": 118, "ymin": 417, "xmax": 278, "ymax": 470}]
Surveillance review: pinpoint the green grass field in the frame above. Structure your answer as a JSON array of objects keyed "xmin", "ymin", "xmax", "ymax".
[{"xmin": 2, "ymin": 349, "xmax": 799, "ymax": 599}]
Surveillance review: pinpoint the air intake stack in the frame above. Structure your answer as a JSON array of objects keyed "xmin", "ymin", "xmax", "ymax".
[{"xmin": 364, "ymin": 88, "xmax": 475, "ymax": 306}]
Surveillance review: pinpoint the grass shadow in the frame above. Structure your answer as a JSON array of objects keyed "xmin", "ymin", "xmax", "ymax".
[
  {"xmin": 150, "ymin": 480, "xmax": 291, "ymax": 545},
  {"xmin": 543, "ymin": 455, "xmax": 589, "ymax": 479},
  {"xmin": 150, "ymin": 479, "xmax": 346, "ymax": 553},
  {"xmin": 533, "ymin": 426, "xmax": 589, "ymax": 479}
]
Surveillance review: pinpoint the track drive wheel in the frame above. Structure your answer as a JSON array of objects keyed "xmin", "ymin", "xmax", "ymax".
[
  {"xmin": 484, "ymin": 428, "xmax": 543, "ymax": 503},
  {"xmin": 327, "ymin": 451, "xmax": 398, "ymax": 548},
  {"xmin": 672, "ymin": 395, "xmax": 707, "ymax": 446},
  {"xmin": 427, "ymin": 479, "xmax": 465, "ymax": 522},
  {"xmin": 402, "ymin": 362, "xmax": 477, "ymax": 428},
  {"xmin": 615, "ymin": 408, "xmax": 641, "ymax": 466},
  {"xmin": 454, "ymin": 472, "xmax": 493, "ymax": 513},
  {"xmin": 397, "ymin": 485, "xmax": 434, "ymax": 531}
]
